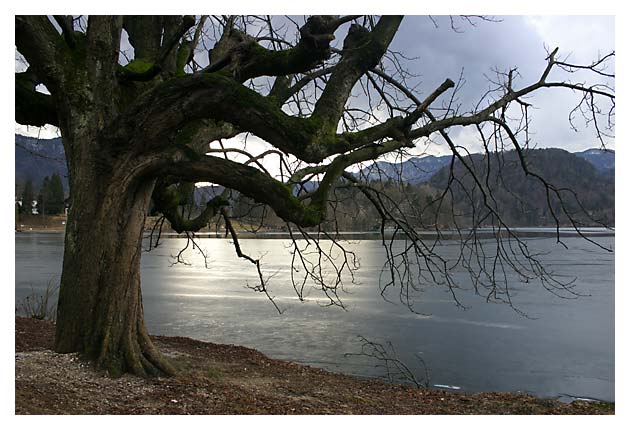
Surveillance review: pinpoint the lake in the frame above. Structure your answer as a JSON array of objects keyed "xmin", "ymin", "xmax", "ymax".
[{"xmin": 15, "ymin": 231, "xmax": 615, "ymax": 402}]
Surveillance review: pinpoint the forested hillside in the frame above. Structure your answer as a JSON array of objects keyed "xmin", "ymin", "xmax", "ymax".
[
  {"xmin": 15, "ymin": 134, "xmax": 67, "ymax": 191},
  {"xmin": 427, "ymin": 148, "xmax": 614, "ymax": 228},
  {"xmin": 15, "ymin": 134, "xmax": 613, "ymax": 229}
]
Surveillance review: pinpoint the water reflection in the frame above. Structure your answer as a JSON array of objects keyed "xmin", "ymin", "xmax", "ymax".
[{"xmin": 15, "ymin": 233, "xmax": 614, "ymax": 402}]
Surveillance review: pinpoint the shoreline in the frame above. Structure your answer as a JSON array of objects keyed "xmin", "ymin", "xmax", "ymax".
[
  {"xmin": 15, "ymin": 317, "xmax": 614, "ymax": 415},
  {"xmin": 16, "ymin": 227, "xmax": 616, "ymax": 239}
]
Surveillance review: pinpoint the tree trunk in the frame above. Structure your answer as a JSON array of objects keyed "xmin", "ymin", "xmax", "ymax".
[{"xmin": 54, "ymin": 137, "xmax": 175, "ymax": 377}]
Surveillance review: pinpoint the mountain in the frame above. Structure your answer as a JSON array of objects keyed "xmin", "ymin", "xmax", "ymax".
[
  {"xmin": 358, "ymin": 154, "xmax": 451, "ymax": 184},
  {"xmin": 15, "ymin": 134, "xmax": 68, "ymax": 191},
  {"xmin": 359, "ymin": 148, "xmax": 614, "ymax": 185},
  {"xmin": 575, "ymin": 148, "xmax": 615, "ymax": 173},
  {"xmin": 428, "ymin": 148, "xmax": 614, "ymax": 227}
]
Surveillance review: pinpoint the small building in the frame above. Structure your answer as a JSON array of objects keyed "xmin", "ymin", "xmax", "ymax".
[{"xmin": 15, "ymin": 199, "xmax": 39, "ymax": 215}]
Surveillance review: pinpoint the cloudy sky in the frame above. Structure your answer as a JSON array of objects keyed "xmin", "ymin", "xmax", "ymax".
[
  {"xmin": 15, "ymin": 15, "xmax": 615, "ymax": 164},
  {"xmin": 390, "ymin": 15, "xmax": 615, "ymax": 154}
]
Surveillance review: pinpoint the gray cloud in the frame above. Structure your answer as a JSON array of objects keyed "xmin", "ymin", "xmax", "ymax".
[{"xmin": 388, "ymin": 15, "xmax": 615, "ymax": 153}]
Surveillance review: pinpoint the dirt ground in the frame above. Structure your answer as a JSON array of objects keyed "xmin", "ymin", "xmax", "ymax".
[
  {"xmin": 15, "ymin": 214, "xmax": 67, "ymax": 232},
  {"xmin": 15, "ymin": 317, "xmax": 614, "ymax": 415}
]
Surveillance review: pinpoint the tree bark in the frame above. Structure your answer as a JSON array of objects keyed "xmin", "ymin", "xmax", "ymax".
[{"xmin": 54, "ymin": 132, "xmax": 175, "ymax": 377}]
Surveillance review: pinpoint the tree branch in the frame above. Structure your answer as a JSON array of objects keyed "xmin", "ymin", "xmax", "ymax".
[
  {"xmin": 311, "ymin": 15, "xmax": 403, "ymax": 132},
  {"xmin": 221, "ymin": 208, "xmax": 283, "ymax": 313},
  {"xmin": 53, "ymin": 15, "xmax": 77, "ymax": 49},
  {"xmin": 15, "ymin": 16, "xmax": 66, "ymax": 90},
  {"xmin": 82, "ymin": 16, "xmax": 124, "ymax": 113},
  {"xmin": 153, "ymin": 180, "xmax": 228, "ymax": 233},
  {"xmin": 269, "ymin": 66, "xmax": 334, "ymax": 104},
  {"xmin": 119, "ymin": 15, "xmax": 196, "ymax": 81},
  {"xmin": 203, "ymin": 15, "xmax": 364, "ymax": 82},
  {"xmin": 122, "ymin": 16, "xmax": 162, "ymax": 61},
  {"xmin": 160, "ymin": 155, "xmax": 326, "ymax": 227},
  {"xmin": 15, "ymin": 71, "xmax": 59, "ymax": 127}
]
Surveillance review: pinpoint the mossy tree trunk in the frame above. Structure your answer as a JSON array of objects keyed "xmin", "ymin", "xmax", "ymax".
[{"xmin": 54, "ymin": 125, "xmax": 175, "ymax": 376}]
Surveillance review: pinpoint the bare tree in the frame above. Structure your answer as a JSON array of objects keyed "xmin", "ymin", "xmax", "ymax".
[{"xmin": 15, "ymin": 15, "xmax": 614, "ymax": 377}]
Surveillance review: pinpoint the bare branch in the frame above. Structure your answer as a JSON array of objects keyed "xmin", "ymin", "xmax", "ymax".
[{"xmin": 222, "ymin": 208, "xmax": 283, "ymax": 313}]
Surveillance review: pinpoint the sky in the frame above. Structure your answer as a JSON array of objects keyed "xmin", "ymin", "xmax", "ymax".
[
  {"xmin": 390, "ymin": 15, "xmax": 615, "ymax": 154},
  {"xmin": 14, "ymin": 15, "xmax": 616, "ymax": 169}
]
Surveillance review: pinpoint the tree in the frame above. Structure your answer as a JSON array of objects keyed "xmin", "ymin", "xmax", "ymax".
[
  {"xmin": 39, "ymin": 173, "xmax": 65, "ymax": 215},
  {"xmin": 20, "ymin": 178, "xmax": 34, "ymax": 215},
  {"xmin": 15, "ymin": 15, "xmax": 614, "ymax": 377},
  {"xmin": 37, "ymin": 176, "xmax": 48, "ymax": 215}
]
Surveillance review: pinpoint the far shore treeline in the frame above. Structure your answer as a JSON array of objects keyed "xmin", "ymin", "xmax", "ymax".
[{"xmin": 15, "ymin": 134, "xmax": 614, "ymax": 231}]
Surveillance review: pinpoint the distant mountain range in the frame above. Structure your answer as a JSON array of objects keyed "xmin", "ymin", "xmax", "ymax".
[
  {"xmin": 358, "ymin": 154, "xmax": 452, "ymax": 184},
  {"xmin": 15, "ymin": 134, "xmax": 67, "ymax": 191},
  {"xmin": 427, "ymin": 147, "xmax": 614, "ymax": 227},
  {"xmin": 15, "ymin": 133, "xmax": 614, "ymax": 194},
  {"xmin": 358, "ymin": 148, "xmax": 614, "ymax": 185},
  {"xmin": 574, "ymin": 148, "xmax": 615, "ymax": 174}
]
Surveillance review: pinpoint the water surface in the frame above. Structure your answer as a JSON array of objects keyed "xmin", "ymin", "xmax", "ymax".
[{"xmin": 15, "ymin": 232, "xmax": 614, "ymax": 402}]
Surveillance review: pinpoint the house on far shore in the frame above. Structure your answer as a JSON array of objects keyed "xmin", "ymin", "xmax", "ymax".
[{"xmin": 15, "ymin": 199, "xmax": 39, "ymax": 215}]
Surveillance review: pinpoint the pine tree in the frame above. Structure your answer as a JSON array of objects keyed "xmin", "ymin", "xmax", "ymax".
[
  {"xmin": 20, "ymin": 178, "xmax": 34, "ymax": 215},
  {"xmin": 48, "ymin": 173, "xmax": 65, "ymax": 215},
  {"xmin": 38, "ymin": 176, "xmax": 49, "ymax": 215}
]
